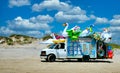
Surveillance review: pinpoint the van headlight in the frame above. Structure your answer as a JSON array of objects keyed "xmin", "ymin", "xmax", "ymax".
[{"xmin": 40, "ymin": 51, "xmax": 46, "ymax": 56}]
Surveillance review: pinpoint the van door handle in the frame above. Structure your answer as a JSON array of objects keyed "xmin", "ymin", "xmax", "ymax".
[{"xmin": 64, "ymin": 49, "xmax": 66, "ymax": 51}]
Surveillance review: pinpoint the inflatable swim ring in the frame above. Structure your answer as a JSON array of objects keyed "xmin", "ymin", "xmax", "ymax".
[
  {"xmin": 53, "ymin": 39, "xmax": 65, "ymax": 44},
  {"xmin": 98, "ymin": 48, "xmax": 105, "ymax": 57}
]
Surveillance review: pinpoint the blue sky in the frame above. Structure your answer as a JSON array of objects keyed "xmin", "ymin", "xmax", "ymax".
[{"xmin": 0, "ymin": 0, "xmax": 120, "ymax": 44}]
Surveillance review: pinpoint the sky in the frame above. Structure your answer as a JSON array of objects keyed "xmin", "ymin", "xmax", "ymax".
[{"xmin": 0, "ymin": 0, "xmax": 120, "ymax": 44}]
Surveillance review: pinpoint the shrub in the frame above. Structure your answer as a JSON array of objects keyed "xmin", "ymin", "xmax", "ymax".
[
  {"xmin": 6, "ymin": 38, "xmax": 13, "ymax": 45},
  {"xmin": 109, "ymin": 43, "xmax": 120, "ymax": 49},
  {"xmin": 42, "ymin": 35, "xmax": 52, "ymax": 41}
]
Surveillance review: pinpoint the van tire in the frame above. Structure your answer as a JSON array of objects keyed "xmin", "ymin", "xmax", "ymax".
[
  {"xmin": 77, "ymin": 58, "xmax": 83, "ymax": 62},
  {"xmin": 47, "ymin": 54, "xmax": 56, "ymax": 62},
  {"xmin": 83, "ymin": 55, "xmax": 90, "ymax": 62},
  {"xmin": 46, "ymin": 58, "xmax": 48, "ymax": 62}
]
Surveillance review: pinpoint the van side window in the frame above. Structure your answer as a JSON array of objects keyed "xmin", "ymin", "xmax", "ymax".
[
  {"xmin": 60, "ymin": 43, "xmax": 65, "ymax": 49},
  {"xmin": 55, "ymin": 44, "xmax": 60, "ymax": 49}
]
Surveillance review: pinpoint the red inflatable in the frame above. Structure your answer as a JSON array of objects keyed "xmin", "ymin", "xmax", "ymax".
[{"xmin": 108, "ymin": 50, "xmax": 113, "ymax": 59}]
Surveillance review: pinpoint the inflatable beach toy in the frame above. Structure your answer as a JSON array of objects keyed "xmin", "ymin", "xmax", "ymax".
[
  {"xmin": 97, "ymin": 43, "xmax": 105, "ymax": 57},
  {"xmin": 93, "ymin": 33, "xmax": 101, "ymax": 40},
  {"xmin": 98, "ymin": 48, "xmax": 105, "ymax": 57},
  {"xmin": 100, "ymin": 28, "xmax": 112, "ymax": 43},
  {"xmin": 62, "ymin": 23, "xmax": 69, "ymax": 37},
  {"xmin": 67, "ymin": 29, "xmax": 81, "ymax": 41},
  {"xmin": 53, "ymin": 39, "xmax": 65, "ymax": 44},
  {"xmin": 107, "ymin": 50, "xmax": 113, "ymax": 59}
]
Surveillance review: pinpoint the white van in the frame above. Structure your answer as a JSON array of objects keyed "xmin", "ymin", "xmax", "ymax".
[{"xmin": 40, "ymin": 38, "xmax": 113, "ymax": 62}]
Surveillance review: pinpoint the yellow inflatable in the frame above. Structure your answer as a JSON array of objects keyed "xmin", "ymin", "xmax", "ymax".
[{"xmin": 53, "ymin": 39, "xmax": 65, "ymax": 44}]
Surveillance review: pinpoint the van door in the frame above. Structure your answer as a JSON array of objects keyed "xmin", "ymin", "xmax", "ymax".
[
  {"xmin": 54, "ymin": 43, "xmax": 66, "ymax": 58},
  {"xmin": 82, "ymin": 43, "xmax": 89, "ymax": 55}
]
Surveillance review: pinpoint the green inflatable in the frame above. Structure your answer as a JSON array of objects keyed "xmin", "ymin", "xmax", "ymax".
[{"xmin": 66, "ymin": 29, "xmax": 81, "ymax": 41}]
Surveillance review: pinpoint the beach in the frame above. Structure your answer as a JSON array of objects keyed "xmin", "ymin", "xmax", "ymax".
[{"xmin": 0, "ymin": 43, "xmax": 120, "ymax": 73}]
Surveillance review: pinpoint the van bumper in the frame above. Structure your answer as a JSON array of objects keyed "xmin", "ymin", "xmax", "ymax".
[{"xmin": 40, "ymin": 55, "xmax": 47, "ymax": 59}]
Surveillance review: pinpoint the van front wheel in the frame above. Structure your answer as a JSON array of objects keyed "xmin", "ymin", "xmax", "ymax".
[{"xmin": 47, "ymin": 54, "xmax": 56, "ymax": 62}]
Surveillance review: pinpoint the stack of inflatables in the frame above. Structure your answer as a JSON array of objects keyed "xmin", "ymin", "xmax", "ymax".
[
  {"xmin": 61, "ymin": 23, "xmax": 112, "ymax": 43},
  {"xmin": 107, "ymin": 46, "xmax": 113, "ymax": 59},
  {"xmin": 49, "ymin": 23, "xmax": 112, "ymax": 45}
]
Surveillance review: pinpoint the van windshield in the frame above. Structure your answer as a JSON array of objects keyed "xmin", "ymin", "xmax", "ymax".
[{"xmin": 49, "ymin": 44, "xmax": 56, "ymax": 49}]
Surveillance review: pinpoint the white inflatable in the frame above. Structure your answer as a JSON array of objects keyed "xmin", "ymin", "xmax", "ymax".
[
  {"xmin": 50, "ymin": 33, "xmax": 56, "ymax": 39},
  {"xmin": 62, "ymin": 23, "xmax": 69, "ymax": 37},
  {"xmin": 101, "ymin": 28, "xmax": 112, "ymax": 43},
  {"xmin": 79, "ymin": 28, "xmax": 89, "ymax": 37}
]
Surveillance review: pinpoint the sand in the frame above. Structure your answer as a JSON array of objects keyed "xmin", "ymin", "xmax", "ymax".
[{"xmin": 0, "ymin": 43, "xmax": 120, "ymax": 73}]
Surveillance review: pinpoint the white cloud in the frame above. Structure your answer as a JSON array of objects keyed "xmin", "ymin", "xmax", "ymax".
[
  {"xmin": 109, "ymin": 15, "xmax": 120, "ymax": 36},
  {"xmin": 95, "ymin": 17, "xmax": 108, "ymax": 24},
  {"xmin": 55, "ymin": 11, "xmax": 89, "ymax": 23},
  {"xmin": 110, "ymin": 19, "xmax": 120, "ymax": 25},
  {"xmin": 0, "ymin": 15, "xmax": 53, "ymax": 38},
  {"xmin": 110, "ymin": 26, "xmax": 120, "ymax": 41},
  {"xmin": 113, "ymin": 15, "xmax": 120, "ymax": 19},
  {"xmin": 7, "ymin": 15, "xmax": 53, "ymax": 30},
  {"xmin": 0, "ymin": 27, "xmax": 15, "ymax": 35},
  {"xmin": 32, "ymin": 0, "xmax": 89, "ymax": 23},
  {"xmin": 0, "ymin": 27, "xmax": 43, "ymax": 38},
  {"xmin": 110, "ymin": 26, "xmax": 120, "ymax": 32},
  {"xmin": 52, "ymin": 4, "xmax": 89, "ymax": 23},
  {"xmin": 30, "ymin": 15, "xmax": 53, "ymax": 23},
  {"xmin": 65, "ymin": 0, "xmax": 71, "ymax": 4},
  {"xmin": 110, "ymin": 15, "xmax": 120, "ymax": 26},
  {"xmin": 90, "ymin": 15, "xmax": 96, "ymax": 19},
  {"xmin": 109, "ymin": 15, "xmax": 120, "ymax": 44},
  {"xmin": 45, "ymin": 30, "xmax": 52, "ymax": 34},
  {"xmin": 9, "ymin": 0, "xmax": 31, "ymax": 8},
  {"xmin": 64, "ymin": 7, "xmax": 86, "ymax": 15},
  {"xmin": 107, "ymin": 26, "xmax": 120, "ymax": 44},
  {"xmin": 110, "ymin": 30, "xmax": 120, "ymax": 44},
  {"xmin": 32, "ymin": 0, "xmax": 71, "ymax": 12},
  {"xmin": 90, "ymin": 15, "xmax": 110, "ymax": 24}
]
